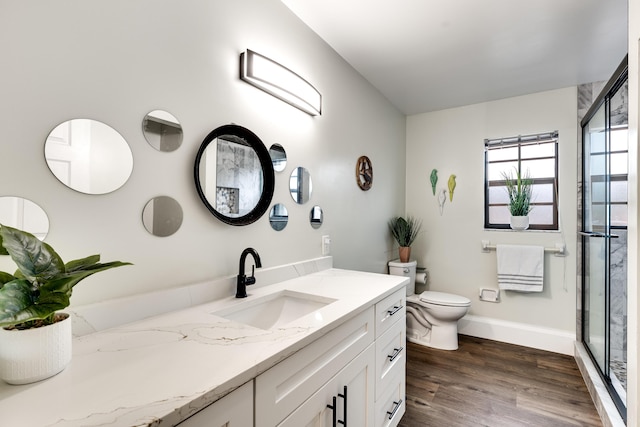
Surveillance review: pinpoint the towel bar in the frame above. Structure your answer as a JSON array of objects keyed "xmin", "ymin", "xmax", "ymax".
[{"xmin": 481, "ymin": 240, "xmax": 565, "ymax": 256}]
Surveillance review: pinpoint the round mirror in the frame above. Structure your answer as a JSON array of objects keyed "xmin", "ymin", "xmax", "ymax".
[
  {"xmin": 44, "ymin": 118, "xmax": 134, "ymax": 195},
  {"xmin": 289, "ymin": 166, "xmax": 312, "ymax": 204},
  {"xmin": 194, "ymin": 124, "xmax": 275, "ymax": 226},
  {"xmin": 142, "ymin": 110, "xmax": 183, "ymax": 152},
  {"xmin": 0, "ymin": 196, "xmax": 49, "ymax": 240},
  {"xmin": 142, "ymin": 196, "xmax": 183, "ymax": 237},
  {"xmin": 269, "ymin": 203, "xmax": 289, "ymax": 231},
  {"xmin": 269, "ymin": 144, "xmax": 287, "ymax": 172},
  {"xmin": 309, "ymin": 205, "xmax": 323, "ymax": 229}
]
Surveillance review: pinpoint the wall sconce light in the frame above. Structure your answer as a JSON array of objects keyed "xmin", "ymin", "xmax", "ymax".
[{"xmin": 240, "ymin": 49, "xmax": 322, "ymax": 116}]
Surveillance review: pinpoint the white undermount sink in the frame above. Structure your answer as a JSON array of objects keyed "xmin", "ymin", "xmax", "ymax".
[{"xmin": 213, "ymin": 290, "xmax": 336, "ymax": 330}]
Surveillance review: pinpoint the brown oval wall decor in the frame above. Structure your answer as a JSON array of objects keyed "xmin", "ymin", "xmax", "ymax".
[{"xmin": 356, "ymin": 155, "xmax": 373, "ymax": 191}]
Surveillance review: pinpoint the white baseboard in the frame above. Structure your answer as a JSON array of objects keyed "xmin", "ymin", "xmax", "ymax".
[{"xmin": 458, "ymin": 314, "xmax": 576, "ymax": 355}]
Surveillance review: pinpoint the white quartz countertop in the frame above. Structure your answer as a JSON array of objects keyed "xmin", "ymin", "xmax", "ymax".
[{"xmin": 0, "ymin": 268, "xmax": 407, "ymax": 426}]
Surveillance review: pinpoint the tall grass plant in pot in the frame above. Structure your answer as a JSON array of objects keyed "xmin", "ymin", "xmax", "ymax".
[
  {"xmin": 388, "ymin": 216, "xmax": 422, "ymax": 262},
  {"xmin": 0, "ymin": 224, "xmax": 130, "ymax": 384},
  {"xmin": 502, "ymin": 168, "xmax": 533, "ymax": 230}
]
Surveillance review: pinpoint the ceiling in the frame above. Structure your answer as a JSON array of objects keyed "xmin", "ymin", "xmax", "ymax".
[{"xmin": 281, "ymin": 0, "xmax": 628, "ymax": 115}]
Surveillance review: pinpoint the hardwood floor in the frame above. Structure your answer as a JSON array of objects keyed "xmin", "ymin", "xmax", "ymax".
[{"xmin": 399, "ymin": 335, "xmax": 602, "ymax": 427}]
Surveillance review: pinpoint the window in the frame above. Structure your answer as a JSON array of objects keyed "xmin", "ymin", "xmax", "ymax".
[{"xmin": 484, "ymin": 132, "xmax": 559, "ymax": 230}]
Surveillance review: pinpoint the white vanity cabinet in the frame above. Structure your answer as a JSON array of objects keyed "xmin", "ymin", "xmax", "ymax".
[
  {"xmin": 177, "ymin": 380, "xmax": 253, "ymax": 427},
  {"xmin": 374, "ymin": 289, "xmax": 406, "ymax": 427},
  {"xmin": 255, "ymin": 308, "xmax": 375, "ymax": 427}
]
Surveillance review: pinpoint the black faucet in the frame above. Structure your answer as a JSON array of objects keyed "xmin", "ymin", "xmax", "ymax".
[{"xmin": 236, "ymin": 247, "xmax": 262, "ymax": 298}]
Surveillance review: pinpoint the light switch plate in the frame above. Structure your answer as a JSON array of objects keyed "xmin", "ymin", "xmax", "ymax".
[{"xmin": 322, "ymin": 235, "xmax": 331, "ymax": 255}]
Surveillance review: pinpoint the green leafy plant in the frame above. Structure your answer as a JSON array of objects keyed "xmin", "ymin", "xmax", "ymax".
[
  {"xmin": 502, "ymin": 167, "xmax": 533, "ymax": 216},
  {"xmin": 0, "ymin": 224, "xmax": 131, "ymax": 329},
  {"xmin": 388, "ymin": 216, "xmax": 422, "ymax": 247}
]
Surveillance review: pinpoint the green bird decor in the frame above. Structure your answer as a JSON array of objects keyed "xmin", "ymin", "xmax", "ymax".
[
  {"xmin": 448, "ymin": 174, "xmax": 456, "ymax": 202},
  {"xmin": 430, "ymin": 169, "xmax": 438, "ymax": 195}
]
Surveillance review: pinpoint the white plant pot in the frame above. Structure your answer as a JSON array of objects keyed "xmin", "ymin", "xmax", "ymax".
[
  {"xmin": 510, "ymin": 215, "xmax": 530, "ymax": 231},
  {"xmin": 0, "ymin": 313, "xmax": 72, "ymax": 385}
]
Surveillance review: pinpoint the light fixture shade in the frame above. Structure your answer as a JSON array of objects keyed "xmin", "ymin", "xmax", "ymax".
[{"xmin": 240, "ymin": 49, "xmax": 322, "ymax": 116}]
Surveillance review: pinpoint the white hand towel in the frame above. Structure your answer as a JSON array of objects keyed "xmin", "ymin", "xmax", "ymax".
[{"xmin": 496, "ymin": 244, "xmax": 544, "ymax": 292}]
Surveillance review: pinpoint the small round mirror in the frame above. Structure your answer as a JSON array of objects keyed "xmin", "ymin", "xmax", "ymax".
[
  {"xmin": 0, "ymin": 196, "xmax": 50, "ymax": 240},
  {"xmin": 142, "ymin": 110, "xmax": 183, "ymax": 152},
  {"xmin": 44, "ymin": 118, "xmax": 134, "ymax": 195},
  {"xmin": 269, "ymin": 203, "xmax": 289, "ymax": 231},
  {"xmin": 309, "ymin": 205, "xmax": 323, "ymax": 229},
  {"xmin": 290, "ymin": 166, "xmax": 312, "ymax": 204},
  {"xmin": 142, "ymin": 196, "xmax": 183, "ymax": 237},
  {"xmin": 194, "ymin": 124, "xmax": 275, "ymax": 226},
  {"xmin": 269, "ymin": 144, "xmax": 287, "ymax": 172}
]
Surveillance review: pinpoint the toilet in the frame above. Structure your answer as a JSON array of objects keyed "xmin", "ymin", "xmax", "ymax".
[{"xmin": 406, "ymin": 291, "xmax": 471, "ymax": 350}]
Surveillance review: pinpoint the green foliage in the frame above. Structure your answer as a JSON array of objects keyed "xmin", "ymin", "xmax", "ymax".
[
  {"xmin": 388, "ymin": 216, "xmax": 422, "ymax": 247},
  {"xmin": 502, "ymin": 168, "xmax": 533, "ymax": 216},
  {"xmin": 0, "ymin": 224, "xmax": 131, "ymax": 329}
]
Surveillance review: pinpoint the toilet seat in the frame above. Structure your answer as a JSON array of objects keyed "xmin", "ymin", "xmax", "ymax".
[{"xmin": 418, "ymin": 291, "xmax": 471, "ymax": 307}]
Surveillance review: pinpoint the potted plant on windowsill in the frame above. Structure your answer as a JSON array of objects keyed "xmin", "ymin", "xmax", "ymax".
[
  {"xmin": 0, "ymin": 224, "xmax": 130, "ymax": 385},
  {"xmin": 388, "ymin": 216, "xmax": 422, "ymax": 262},
  {"xmin": 502, "ymin": 168, "xmax": 533, "ymax": 230}
]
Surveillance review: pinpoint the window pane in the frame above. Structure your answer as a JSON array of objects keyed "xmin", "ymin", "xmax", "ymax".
[
  {"xmin": 588, "ymin": 131, "xmax": 606, "ymax": 153},
  {"xmin": 531, "ymin": 183, "xmax": 554, "ymax": 203},
  {"xmin": 611, "ymin": 205, "xmax": 628, "ymax": 227},
  {"xmin": 521, "ymin": 142, "xmax": 555, "ymax": 159},
  {"xmin": 529, "ymin": 205, "xmax": 554, "ymax": 225},
  {"xmin": 611, "ymin": 180, "xmax": 628, "ymax": 203},
  {"xmin": 487, "ymin": 161, "xmax": 518, "ymax": 181},
  {"xmin": 489, "ymin": 206, "xmax": 510, "ymax": 224},
  {"xmin": 590, "ymin": 154, "xmax": 606, "ymax": 176},
  {"xmin": 611, "ymin": 153, "xmax": 628, "ymax": 175},
  {"xmin": 489, "ymin": 185, "xmax": 509, "ymax": 204},
  {"xmin": 591, "ymin": 181, "xmax": 606, "ymax": 203},
  {"xmin": 487, "ymin": 146, "xmax": 518, "ymax": 162},
  {"xmin": 610, "ymin": 128, "xmax": 628, "ymax": 151},
  {"xmin": 521, "ymin": 158, "xmax": 555, "ymax": 178}
]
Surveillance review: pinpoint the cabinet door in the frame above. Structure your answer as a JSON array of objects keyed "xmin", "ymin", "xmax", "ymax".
[
  {"xmin": 178, "ymin": 381, "xmax": 253, "ymax": 427},
  {"xmin": 278, "ymin": 344, "xmax": 375, "ymax": 427}
]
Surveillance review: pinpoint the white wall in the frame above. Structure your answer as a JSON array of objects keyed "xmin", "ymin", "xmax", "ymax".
[
  {"xmin": 0, "ymin": 0, "xmax": 406, "ymax": 305},
  {"xmin": 406, "ymin": 87, "xmax": 578, "ymax": 333}
]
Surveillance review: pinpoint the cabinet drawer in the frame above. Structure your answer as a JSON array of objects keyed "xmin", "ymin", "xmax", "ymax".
[
  {"xmin": 375, "ymin": 314, "xmax": 406, "ymax": 400},
  {"xmin": 374, "ymin": 369, "xmax": 405, "ymax": 427},
  {"xmin": 256, "ymin": 307, "xmax": 375, "ymax": 427},
  {"xmin": 375, "ymin": 289, "xmax": 406, "ymax": 338},
  {"xmin": 177, "ymin": 380, "xmax": 253, "ymax": 427}
]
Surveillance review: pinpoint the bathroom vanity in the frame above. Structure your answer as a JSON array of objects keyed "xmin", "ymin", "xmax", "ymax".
[{"xmin": 0, "ymin": 268, "xmax": 407, "ymax": 427}]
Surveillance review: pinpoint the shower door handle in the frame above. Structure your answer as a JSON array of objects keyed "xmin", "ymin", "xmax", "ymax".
[{"xmin": 579, "ymin": 231, "xmax": 618, "ymax": 239}]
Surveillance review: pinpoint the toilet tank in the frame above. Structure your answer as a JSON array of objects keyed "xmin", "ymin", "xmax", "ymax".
[{"xmin": 388, "ymin": 259, "xmax": 417, "ymax": 296}]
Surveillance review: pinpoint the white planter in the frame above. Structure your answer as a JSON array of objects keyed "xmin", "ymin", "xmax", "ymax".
[
  {"xmin": 510, "ymin": 215, "xmax": 530, "ymax": 231},
  {"xmin": 0, "ymin": 313, "xmax": 72, "ymax": 385}
]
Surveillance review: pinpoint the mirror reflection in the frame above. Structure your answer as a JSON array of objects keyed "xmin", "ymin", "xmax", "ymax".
[
  {"xmin": 290, "ymin": 166, "xmax": 312, "ymax": 204},
  {"xmin": 310, "ymin": 205, "xmax": 323, "ymax": 229},
  {"xmin": 142, "ymin": 110, "xmax": 183, "ymax": 152},
  {"xmin": 194, "ymin": 124, "xmax": 275, "ymax": 226},
  {"xmin": 44, "ymin": 119, "xmax": 134, "ymax": 195},
  {"xmin": 142, "ymin": 196, "xmax": 183, "ymax": 237},
  {"xmin": 0, "ymin": 196, "xmax": 49, "ymax": 240},
  {"xmin": 269, "ymin": 144, "xmax": 287, "ymax": 172},
  {"xmin": 269, "ymin": 203, "xmax": 289, "ymax": 231}
]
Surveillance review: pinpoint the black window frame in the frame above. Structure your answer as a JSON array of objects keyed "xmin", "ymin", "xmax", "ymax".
[{"xmin": 484, "ymin": 132, "xmax": 559, "ymax": 231}]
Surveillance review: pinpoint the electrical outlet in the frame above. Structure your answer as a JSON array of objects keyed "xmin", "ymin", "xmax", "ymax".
[{"xmin": 322, "ymin": 235, "xmax": 331, "ymax": 255}]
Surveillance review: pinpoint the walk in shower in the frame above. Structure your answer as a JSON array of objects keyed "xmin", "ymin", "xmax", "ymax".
[{"xmin": 580, "ymin": 56, "xmax": 628, "ymax": 422}]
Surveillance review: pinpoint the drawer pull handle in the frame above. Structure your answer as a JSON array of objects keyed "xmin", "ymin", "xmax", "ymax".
[
  {"xmin": 327, "ymin": 395, "xmax": 337, "ymax": 427},
  {"xmin": 387, "ymin": 305, "xmax": 403, "ymax": 316},
  {"xmin": 387, "ymin": 399, "xmax": 403, "ymax": 420},
  {"xmin": 338, "ymin": 385, "xmax": 347, "ymax": 426},
  {"xmin": 387, "ymin": 346, "xmax": 404, "ymax": 362}
]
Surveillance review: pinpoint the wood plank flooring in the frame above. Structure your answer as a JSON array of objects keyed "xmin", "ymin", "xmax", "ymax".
[{"xmin": 399, "ymin": 335, "xmax": 602, "ymax": 427}]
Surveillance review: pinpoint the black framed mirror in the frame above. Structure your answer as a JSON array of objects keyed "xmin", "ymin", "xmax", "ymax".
[{"xmin": 194, "ymin": 124, "xmax": 275, "ymax": 226}]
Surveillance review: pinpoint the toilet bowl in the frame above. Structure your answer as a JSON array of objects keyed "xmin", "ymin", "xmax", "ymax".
[{"xmin": 406, "ymin": 291, "xmax": 471, "ymax": 350}]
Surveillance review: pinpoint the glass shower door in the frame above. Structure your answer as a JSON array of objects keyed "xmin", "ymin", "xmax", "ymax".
[{"xmin": 582, "ymin": 102, "xmax": 608, "ymax": 373}]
